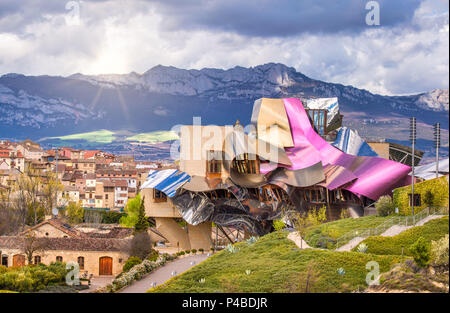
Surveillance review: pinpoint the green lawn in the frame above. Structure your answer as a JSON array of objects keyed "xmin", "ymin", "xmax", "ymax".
[
  {"xmin": 125, "ymin": 131, "xmax": 179, "ymax": 143},
  {"xmin": 354, "ymin": 216, "xmax": 449, "ymax": 256},
  {"xmin": 305, "ymin": 215, "xmax": 390, "ymax": 249},
  {"xmin": 149, "ymin": 231, "xmax": 401, "ymax": 293},
  {"xmin": 48, "ymin": 129, "xmax": 116, "ymax": 144}
]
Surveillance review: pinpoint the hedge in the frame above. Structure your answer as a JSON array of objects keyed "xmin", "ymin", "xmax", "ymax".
[
  {"xmin": 393, "ymin": 176, "xmax": 449, "ymax": 215},
  {"xmin": 354, "ymin": 216, "xmax": 449, "ymax": 256}
]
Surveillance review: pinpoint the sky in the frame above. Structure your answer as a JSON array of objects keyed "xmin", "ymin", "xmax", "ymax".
[{"xmin": 0, "ymin": 0, "xmax": 448, "ymax": 96}]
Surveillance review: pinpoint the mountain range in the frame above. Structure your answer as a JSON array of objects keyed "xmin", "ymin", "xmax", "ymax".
[{"xmin": 0, "ymin": 63, "xmax": 448, "ymax": 161}]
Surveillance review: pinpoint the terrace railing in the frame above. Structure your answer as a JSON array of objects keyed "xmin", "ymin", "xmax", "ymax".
[{"xmin": 335, "ymin": 207, "xmax": 449, "ymax": 249}]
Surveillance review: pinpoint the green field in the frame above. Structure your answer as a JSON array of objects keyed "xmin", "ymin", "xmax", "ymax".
[
  {"xmin": 354, "ymin": 216, "xmax": 449, "ymax": 256},
  {"xmin": 45, "ymin": 129, "xmax": 178, "ymax": 145},
  {"xmin": 125, "ymin": 131, "xmax": 179, "ymax": 143},
  {"xmin": 47, "ymin": 129, "xmax": 116, "ymax": 144},
  {"xmin": 149, "ymin": 231, "xmax": 402, "ymax": 293}
]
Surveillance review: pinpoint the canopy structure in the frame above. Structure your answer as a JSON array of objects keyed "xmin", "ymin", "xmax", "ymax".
[
  {"xmin": 413, "ymin": 158, "xmax": 449, "ymax": 180},
  {"xmin": 141, "ymin": 169, "xmax": 191, "ymax": 197},
  {"xmin": 332, "ymin": 127, "xmax": 378, "ymax": 157}
]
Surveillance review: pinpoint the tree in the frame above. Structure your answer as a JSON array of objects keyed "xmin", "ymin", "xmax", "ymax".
[
  {"xmin": 409, "ymin": 236, "xmax": 431, "ymax": 268},
  {"xmin": 424, "ymin": 190, "xmax": 434, "ymax": 208},
  {"xmin": 291, "ymin": 205, "xmax": 327, "ymax": 249},
  {"xmin": 21, "ymin": 232, "xmax": 50, "ymax": 265},
  {"xmin": 40, "ymin": 171, "xmax": 64, "ymax": 215},
  {"xmin": 128, "ymin": 231, "xmax": 152, "ymax": 260},
  {"xmin": 13, "ymin": 167, "xmax": 44, "ymax": 227},
  {"xmin": 375, "ymin": 195, "xmax": 394, "ymax": 216},
  {"xmin": 119, "ymin": 193, "xmax": 141, "ymax": 228},
  {"xmin": 127, "ymin": 196, "xmax": 152, "ymax": 259},
  {"xmin": 65, "ymin": 201, "xmax": 84, "ymax": 224},
  {"xmin": 133, "ymin": 196, "xmax": 149, "ymax": 234}
]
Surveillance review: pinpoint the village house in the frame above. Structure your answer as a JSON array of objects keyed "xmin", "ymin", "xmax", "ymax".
[
  {"xmin": 57, "ymin": 185, "xmax": 80, "ymax": 207},
  {"xmin": 73, "ymin": 159, "xmax": 96, "ymax": 174}
]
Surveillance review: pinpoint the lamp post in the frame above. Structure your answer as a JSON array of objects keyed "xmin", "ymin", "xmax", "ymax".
[
  {"xmin": 434, "ymin": 123, "xmax": 441, "ymax": 178},
  {"xmin": 410, "ymin": 117, "xmax": 416, "ymax": 216},
  {"xmin": 54, "ymin": 147, "xmax": 59, "ymax": 218}
]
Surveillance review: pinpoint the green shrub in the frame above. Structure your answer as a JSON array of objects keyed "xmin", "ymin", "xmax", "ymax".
[
  {"xmin": 185, "ymin": 250, "xmax": 190, "ymax": 254},
  {"xmin": 375, "ymin": 195, "xmax": 394, "ymax": 216},
  {"xmin": 147, "ymin": 250, "xmax": 159, "ymax": 262},
  {"xmin": 123, "ymin": 257, "xmax": 142, "ymax": 272},
  {"xmin": 355, "ymin": 216, "xmax": 449, "ymax": 256},
  {"xmin": 199, "ymin": 248, "xmax": 204, "ymax": 253},
  {"xmin": 0, "ymin": 263, "xmax": 67, "ymax": 292},
  {"xmin": 103, "ymin": 211, "xmax": 126, "ymax": 224},
  {"xmin": 273, "ymin": 219, "xmax": 286, "ymax": 231},
  {"xmin": 409, "ymin": 237, "xmax": 431, "ymax": 268},
  {"xmin": 431, "ymin": 234, "xmax": 449, "ymax": 266},
  {"xmin": 180, "ymin": 251, "xmax": 185, "ymax": 256},
  {"xmin": 191, "ymin": 249, "xmax": 197, "ymax": 254}
]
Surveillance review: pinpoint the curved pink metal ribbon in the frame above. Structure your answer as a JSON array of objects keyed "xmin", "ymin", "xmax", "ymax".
[{"xmin": 281, "ymin": 98, "xmax": 411, "ymax": 200}]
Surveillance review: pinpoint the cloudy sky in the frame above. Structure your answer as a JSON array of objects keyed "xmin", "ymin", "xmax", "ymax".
[{"xmin": 0, "ymin": 0, "xmax": 448, "ymax": 95}]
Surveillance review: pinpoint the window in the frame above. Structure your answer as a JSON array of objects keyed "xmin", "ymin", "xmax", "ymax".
[
  {"xmin": 1, "ymin": 255, "xmax": 8, "ymax": 267},
  {"xmin": 56, "ymin": 256, "xmax": 63, "ymax": 263},
  {"xmin": 303, "ymin": 188, "xmax": 325, "ymax": 203},
  {"xmin": 34, "ymin": 255, "xmax": 41, "ymax": 264},
  {"xmin": 105, "ymin": 194, "xmax": 108, "ymax": 200},
  {"xmin": 408, "ymin": 193, "xmax": 421, "ymax": 207},
  {"xmin": 77, "ymin": 256, "xmax": 85, "ymax": 270},
  {"xmin": 233, "ymin": 153, "xmax": 259, "ymax": 174},
  {"xmin": 306, "ymin": 109, "xmax": 327, "ymax": 136},
  {"xmin": 153, "ymin": 189, "xmax": 167, "ymax": 202},
  {"xmin": 206, "ymin": 150, "xmax": 222, "ymax": 175}
]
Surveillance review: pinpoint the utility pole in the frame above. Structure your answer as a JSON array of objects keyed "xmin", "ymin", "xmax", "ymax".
[
  {"xmin": 54, "ymin": 147, "xmax": 59, "ymax": 218},
  {"xmin": 410, "ymin": 117, "xmax": 416, "ymax": 216},
  {"xmin": 434, "ymin": 123, "xmax": 441, "ymax": 178}
]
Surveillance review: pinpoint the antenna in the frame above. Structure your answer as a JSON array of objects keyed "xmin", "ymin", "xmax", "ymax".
[
  {"xmin": 434, "ymin": 122, "xmax": 440, "ymax": 178},
  {"xmin": 409, "ymin": 117, "xmax": 416, "ymax": 216}
]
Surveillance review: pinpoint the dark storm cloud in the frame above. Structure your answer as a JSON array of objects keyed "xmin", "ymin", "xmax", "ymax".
[
  {"xmin": 0, "ymin": 0, "xmax": 422, "ymax": 37},
  {"xmin": 151, "ymin": 0, "xmax": 423, "ymax": 37}
]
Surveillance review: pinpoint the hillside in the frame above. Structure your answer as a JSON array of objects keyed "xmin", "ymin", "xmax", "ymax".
[
  {"xmin": 149, "ymin": 231, "xmax": 402, "ymax": 293},
  {"xmin": 149, "ymin": 215, "xmax": 449, "ymax": 293},
  {"xmin": 1, "ymin": 63, "xmax": 448, "ymax": 160}
]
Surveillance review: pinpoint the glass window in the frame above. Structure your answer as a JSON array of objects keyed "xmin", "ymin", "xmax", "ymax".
[
  {"xmin": 206, "ymin": 150, "xmax": 222, "ymax": 174},
  {"xmin": 56, "ymin": 256, "xmax": 63, "ymax": 263},
  {"xmin": 77, "ymin": 256, "xmax": 85, "ymax": 270}
]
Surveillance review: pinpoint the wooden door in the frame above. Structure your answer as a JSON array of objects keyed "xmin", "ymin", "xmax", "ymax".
[
  {"xmin": 99, "ymin": 256, "xmax": 112, "ymax": 276},
  {"xmin": 13, "ymin": 254, "xmax": 25, "ymax": 267}
]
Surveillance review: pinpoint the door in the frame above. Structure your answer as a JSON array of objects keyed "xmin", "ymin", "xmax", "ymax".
[
  {"xmin": 99, "ymin": 256, "xmax": 113, "ymax": 276},
  {"xmin": 13, "ymin": 254, "xmax": 25, "ymax": 267}
]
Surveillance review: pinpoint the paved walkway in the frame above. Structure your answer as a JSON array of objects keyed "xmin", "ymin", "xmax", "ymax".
[
  {"xmin": 336, "ymin": 215, "xmax": 445, "ymax": 252},
  {"xmin": 287, "ymin": 231, "xmax": 311, "ymax": 249},
  {"xmin": 119, "ymin": 254, "xmax": 210, "ymax": 293}
]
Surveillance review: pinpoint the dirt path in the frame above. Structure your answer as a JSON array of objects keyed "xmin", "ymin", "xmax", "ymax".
[{"xmin": 119, "ymin": 254, "xmax": 210, "ymax": 293}]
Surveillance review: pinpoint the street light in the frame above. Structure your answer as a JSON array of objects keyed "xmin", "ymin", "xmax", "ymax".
[
  {"xmin": 434, "ymin": 123, "xmax": 441, "ymax": 178},
  {"xmin": 409, "ymin": 117, "xmax": 416, "ymax": 216}
]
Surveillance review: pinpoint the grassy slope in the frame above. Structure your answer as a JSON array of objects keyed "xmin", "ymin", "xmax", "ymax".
[
  {"xmin": 149, "ymin": 231, "xmax": 401, "ymax": 293},
  {"xmin": 48, "ymin": 129, "xmax": 116, "ymax": 144},
  {"xmin": 354, "ymin": 216, "xmax": 449, "ymax": 256},
  {"xmin": 125, "ymin": 131, "xmax": 179, "ymax": 143},
  {"xmin": 305, "ymin": 216, "xmax": 390, "ymax": 248}
]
